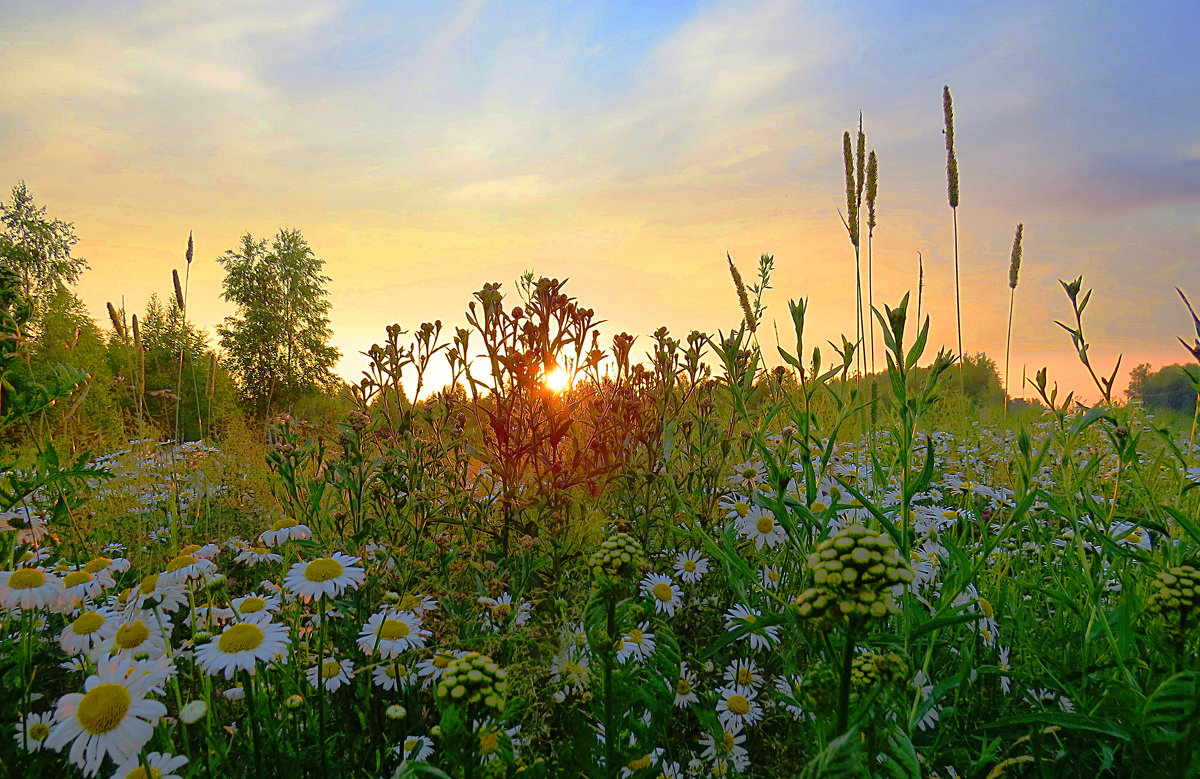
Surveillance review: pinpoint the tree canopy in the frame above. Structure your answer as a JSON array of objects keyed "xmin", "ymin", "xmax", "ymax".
[
  {"xmin": 0, "ymin": 181, "xmax": 87, "ymax": 313},
  {"xmin": 217, "ymin": 229, "xmax": 340, "ymax": 415}
]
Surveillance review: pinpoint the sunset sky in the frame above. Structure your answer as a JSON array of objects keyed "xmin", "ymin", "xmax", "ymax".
[{"xmin": 3, "ymin": 0, "xmax": 1198, "ymax": 401}]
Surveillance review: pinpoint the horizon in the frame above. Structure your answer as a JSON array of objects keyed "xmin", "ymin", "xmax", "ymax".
[{"xmin": 4, "ymin": 0, "xmax": 1199, "ymax": 404}]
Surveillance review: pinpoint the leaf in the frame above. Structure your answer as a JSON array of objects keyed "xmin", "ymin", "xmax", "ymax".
[
  {"xmin": 1141, "ymin": 671, "xmax": 1200, "ymax": 742},
  {"xmin": 981, "ymin": 711, "xmax": 1132, "ymax": 741},
  {"xmin": 876, "ymin": 727, "xmax": 921, "ymax": 779},
  {"xmin": 800, "ymin": 727, "xmax": 865, "ymax": 779}
]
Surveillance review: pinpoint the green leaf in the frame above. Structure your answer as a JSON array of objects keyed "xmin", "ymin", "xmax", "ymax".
[
  {"xmin": 1141, "ymin": 671, "xmax": 1199, "ymax": 742},
  {"xmin": 800, "ymin": 727, "xmax": 866, "ymax": 779}
]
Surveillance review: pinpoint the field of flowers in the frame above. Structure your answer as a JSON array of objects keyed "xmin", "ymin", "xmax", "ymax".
[{"xmin": 2, "ymin": 271, "xmax": 1200, "ymax": 779}]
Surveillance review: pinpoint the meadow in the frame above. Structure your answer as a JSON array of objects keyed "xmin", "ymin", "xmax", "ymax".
[{"xmin": 2, "ymin": 103, "xmax": 1199, "ymax": 779}]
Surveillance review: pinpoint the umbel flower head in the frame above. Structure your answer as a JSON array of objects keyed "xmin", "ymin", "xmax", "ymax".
[
  {"xmin": 850, "ymin": 652, "xmax": 910, "ymax": 692},
  {"xmin": 794, "ymin": 523, "xmax": 914, "ymax": 624},
  {"xmin": 1147, "ymin": 565, "xmax": 1200, "ymax": 636},
  {"xmin": 435, "ymin": 652, "xmax": 508, "ymax": 715},
  {"xmin": 588, "ymin": 532, "xmax": 644, "ymax": 582}
]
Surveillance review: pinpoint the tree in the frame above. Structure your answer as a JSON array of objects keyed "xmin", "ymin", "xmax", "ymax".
[
  {"xmin": 217, "ymin": 229, "xmax": 340, "ymax": 415},
  {"xmin": 1127, "ymin": 363, "xmax": 1195, "ymax": 413},
  {"xmin": 0, "ymin": 181, "xmax": 87, "ymax": 312}
]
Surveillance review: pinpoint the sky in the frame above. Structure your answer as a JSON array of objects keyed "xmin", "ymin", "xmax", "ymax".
[{"xmin": 2, "ymin": 0, "xmax": 1199, "ymax": 402}]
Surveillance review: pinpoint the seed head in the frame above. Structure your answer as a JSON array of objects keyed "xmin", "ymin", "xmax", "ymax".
[{"xmin": 1008, "ymin": 223, "xmax": 1023, "ymax": 290}]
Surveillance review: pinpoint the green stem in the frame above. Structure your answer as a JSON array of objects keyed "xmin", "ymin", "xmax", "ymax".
[{"xmin": 837, "ymin": 625, "xmax": 856, "ymax": 734}]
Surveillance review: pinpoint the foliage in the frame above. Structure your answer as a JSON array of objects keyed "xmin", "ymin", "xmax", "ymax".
[
  {"xmin": 0, "ymin": 181, "xmax": 87, "ymax": 315},
  {"xmin": 217, "ymin": 230, "xmax": 340, "ymax": 416}
]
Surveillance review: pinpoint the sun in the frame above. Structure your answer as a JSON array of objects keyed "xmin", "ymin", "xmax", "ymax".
[{"xmin": 544, "ymin": 367, "xmax": 570, "ymax": 393}]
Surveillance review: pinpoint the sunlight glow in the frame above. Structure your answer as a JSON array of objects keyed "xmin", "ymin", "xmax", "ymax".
[{"xmin": 544, "ymin": 367, "xmax": 570, "ymax": 393}]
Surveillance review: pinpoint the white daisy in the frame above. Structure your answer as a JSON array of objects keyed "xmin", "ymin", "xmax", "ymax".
[
  {"xmin": 616, "ymin": 623, "xmax": 656, "ymax": 664},
  {"xmin": 110, "ymin": 616, "xmax": 170, "ymax": 660},
  {"xmin": 398, "ymin": 733, "xmax": 435, "ymax": 763},
  {"xmin": 372, "ymin": 659, "xmax": 417, "ymax": 691},
  {"xmin": 230, "ymin": 593, "xmax": 281, "ymax": 620},
  {"xmin": 479, "ymin": 592, "xmax": 532, "ymax": 632},
  {"xmin": 258, "ymin": 517, "xmax": 313, "ymax": 547},
  {"xmin": 283, "ymin": 553, "xmax": 365, "ymax": 602},
  {"xmin": 395, "ymin": 592, "xmax": 439, "ymax": 615},
  {"xmin": 357, "ymin": 609, "xmax": 429, "ymax": 657},
  {"xmin": 715, "ymin": 686, "xmax": 763, "ymax": 729},
  {"xmin": 235, "ymin": 547, "xmax": 283, "ymax": 566},
  {"xmin": 307, "ymin": 656, "xmax": 354, "ymax": 692},
  {"xmin": 774, "ymin": 675, "xmax": 815, "ymax": 721},
  {"xmin": 195, "ymin": 619, "xmax": 291, "ymax": 679},
  {"xmin": 160, "ymin": 555, "xmax": 218, "ymax": 587},
  {"xmin": 673, "ymin": 550, "xmax": 709, "ymax": 583},
  {"xmin": 640, "ymin": 573, "xmax": 682, "ymax": 617},
  {"xmin": 111, "ymin": 751, "xmax": 188, "ymax": 779},
  {"xmin": 62, "ymin": 569, "xmax": 113, "ymax": 604},
  {"xmin": 699, "ymin": 721, "xmax": 749, "ymax": 771},
  {"xmin": 673, "ymin": 665, "xmax": 698, "ymax": 708},
  {"xmin": 722, "ymin": 658, "xmax": 765, "ymax": 694},
  {"xmin": 0, "ymin": 567, "xmax": 66, "ymax": 611},
  {"xmin": 416, "ymin": 649, "xmax": 467, "ymax": 688},
  {"xmin": 738, "ymin": 507, "xmax": 787, "ymax": 550},
  {"xmin": 123, "ymin": 573, "xmax": 187, "ymax": 616},
  {"xmin": 13, "ymin": 711, "xmax": 54, "ymax": 752},
  {"xmin": 44, "ymin": 657, "xmax": 168, "ymax": 776},
  {"xmin": 724, "ymin": 604, "xmax": 780, "ymax": 651},
  {"xmin": 59, "ymin": 607, "xmax": 119, "ymax": 656}
]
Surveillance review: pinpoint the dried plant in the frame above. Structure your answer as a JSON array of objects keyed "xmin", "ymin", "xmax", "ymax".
[
  {"xmin": 1004, "ymin": 223, "xmax": 1023, "ymax": 413},
  {"xmin": 944, "ymin": 85, "xmax": 964, "ymax": 393}
]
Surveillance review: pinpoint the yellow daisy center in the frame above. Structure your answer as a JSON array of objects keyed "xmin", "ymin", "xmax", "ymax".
[
  {"xmin": 978, "ymin": 597, "xmax": 995, "ymax": 619},
  {"xmin": 83, "ymin": 557, "xmax": 112, "ymax": 574},
  {"xmin": 72, "ymin": 611, "xmax": 106, "ymax": 635},
  {"xmin": 733, "ymin": 501, "xmax": 750, "ymax": 517},
  {"xmin": 627, "ymin": 754, "xmax": 652, "ymax": 770},
  {"xmin": 627, "ymin": 628, "xmax": 643, "ymax": 644},
  {"xmin": 138, "ymin": 574, "xmax": 160, "ymax": 595},
  {"xmin": 742, "ymin": 613, "xmax": 757, "ymax": 625},
  {"xmin": 726, "ymin": 694, "xmax": 751, "ymax": 716},
  {"xmin": 683, "ymin": 560, "xmax": 697, "ymax": 572},
  {"xmin": 675, "ymin": 678, "xmax": 692, "ymax": 695},
  {"xmin": 433, "ymin": 654, "xmax": 452, "ymax": 669},
  {"xmin": 126, "ymin": 767, "xmax": 163, "ymax": 779},
  {"xmin": 64, "ymin": 571, "xmax": 93, "ymax": 588},
  {"xmin": 399, "ymin": 593, "xmax": 419, "ymax": 610},
  {"xmin": 181, "ymin": 544, "xmax": 202, "ymax": 556},
  {"xmin": 320, "ymin": 660, "xmax": 342, "ymax": 679},
  {"xmin": 77, "ymin": 683, "xmax": 131, "ymax": 735},
  {"xmin": 742, "ymin": 468, "xmax": 758, "ymax": 480},
  {"xmin": 115, "ymin": 621, "xmax": 151, "ymax": 650},
  {"xmin": 28, "ymin": 722, "xmax": 51, "ymax": 740},
  {"xmin": 304, "ymin": 558, "xmax": 343, "ymax": 582},
  {"xmin": 736, "ymin": 667, "xmax": 753, "ymax": 686},
  {"xmin": 652, "ymin": 582, "xmax": 674, "ymax": 602},
  {"xmin": 240, "ymin": 597, "xmax": 267, "ymax": 613},
  {"xmin": 166, "ymin": 555, "xmax": 197, "ymax": 573},
  {"xmin": 720, "ymin": 730, "xmax": 736, "ymax": 753},
  {"xmin": 385, "ymin": 663, "xmax": 408, "ymax": 678},
  {"xmin": 273, "ymin": 517, "xmax": 298, "ymax": 531},
  {"xmin": 8, "ymin": 568, "xmax": 45, "ymax": 589},
  {"xmin": 378, "ymin": 618, "xmax": 411, "ymax": 640},
  {"xmin": 492, "ymin": 603, "xmax": 512, "ymax": 620},
  {"xmin": 404, "ymin": 737, "xmax": 419, "ymax": 751},
  {"xmin": 812, "ymin": 501, "xmax": 828, "ymax": 512},
  {"xmin": 755, "ymin": 515, "xmax": 775, "ymax": 534},
  {"xmin": 218, "ymin": 623, "xmax": 266, "ymax": 653},
  {"xmin": 479, "ymin": 730, "xmax": 500, "ymax": 754}
]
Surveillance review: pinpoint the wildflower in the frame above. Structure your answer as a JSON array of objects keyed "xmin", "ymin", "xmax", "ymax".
[
  {"xmin": 588, "ymin": 533, "xmax": 644, "ymax": 581},
  {"xmin": 673, "ymin": 550, "xmax": 709, "ymax": 583},
  {"xmin": 60, "ymin": 607, "xmax": 119, "ymax": 656},
  {"xmin": 723, "ymin": 658, "xmax": 765, "ymax": 694},
  {"xmin": 284, "ymin": 694, "xmax": 304, "ymax": 709},
  {"xmin": 616, "ymin": 623, "xmax": 656, "ymax": 663},
  {"xmin": 720, "ymin": 494, "xmax": 755, "ymax": 522},
  {"xmin": 673, "ymin": 665, "xmax": 698, "ymax": 708},
  {"xmin": 759, "ymin": 565, "xmax": 783, "ymax": 591},
  {"xmin": 373, "ymin": 660, "xmax": 417, "ymax": 691},
  {"xmin": 110, "ymin": 616, "xmax": 170, "ymax": 660},
  {"xmin": 476, "ymin": 719, "xmax": 522, "ymax": 765},
  {"xmin": 641, "ymin": 573, "xmax": 682, "ymax": 617},
  {"xmin": 479, "ymin": 592, "xmax": 532, "ymax": 632},
  {"xmin": 728, "ymin": 460, "xmax": 768, "ymax": 492},
  {"xmin": 716, "ymin": 686, "xmax": 763, "ymax": 730},
  {"xmin": 161, "ymin": 555, "xmax": 217, "ymax": 587},
  {"xmin": 738, "ymin": 507, "xmax": 788, "ymax": 550},
  {"xmin": 773, "ymin": 675, "xmax": 815, "ymax": 721},
  {"xmin": 397, "ymin": 734, "xmax": 435, "ymax": 763},
  {"xmin": 231, "ymin": 592, "xmax": 281, "ymax": 620},
  {"xmin": 724, "ymin": 604, "xmax": 780, "ymax": 651},
  {"xmin": 284, "ymin": 553, "xmax": 365, "ymax": 602},
  {"xmin": 235, "ymin": 547, "xmax": 283, "ymax": 566},
  {"xmin": 358, "ymin": 609, "xmax": 429, "ymax": 657},
  {"xmin": 549, "ymin": 650, "xmax": 590, "ymax": 697},
  {"xmin": 307, "ymin": 656, "xmax": 355, "ymax": 692},
  {"xmin": 998, "ymin": 646, "xmax": 1011, "ymax": 695},
  {"xmin": 417, "ymin": 650, "xmax": 466, "ymax": 688},
  {"xmin": 0, "ymin": 567, "xmax": 66, "ymax": 611},
  {"xmin": 45, "ymin": 657, "xmax": 168, "ymax": 776},
  {"xmin": 698, "ymin": 720, "xmax": 750, "ymax": 771},
  {"xmin": 124, "ymin": 573, "xmax": 187, "ymax": 616},
  {"xmin": 195, "ymin": 619, "xmax": 291, "ymax": 679},
  {"xmin": 396, "ymin": 592, "xmax": 439, "ymax": 615},
  {"xmin": 111, "ymin": 751, "xmax": 188, "ymax": 779},
  {"xmin": 13, "ymin": 711, "xmax": 54, "ymax": 752},
  {"xmin": 258, "ymin": 517, "xmax": 313, "ymax": 547},
  {"xmin": 62, "ymin": 570, "xmax": 111, "ymax": 604},
  {"xmin": 435, "ymin": 652, "xmax": 507, "ymax": 715},
  {"xmin": 386, "ymin": 704, "xmax": 406, "ymax": 720}
]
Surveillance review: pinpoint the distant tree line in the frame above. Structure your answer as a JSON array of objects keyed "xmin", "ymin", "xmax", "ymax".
[{"xmin": 1127, "ymin": 363, "xmax": 1196, "ymax": 414}]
